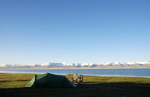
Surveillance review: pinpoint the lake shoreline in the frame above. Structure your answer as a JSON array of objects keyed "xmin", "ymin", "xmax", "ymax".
[
  {"xmin": 1, "ymin": 66, "xmax": 150, "ymax": 70},
  {"xmin": 0, "ymin": 68, "xmax": 150, "ymax": 78}
]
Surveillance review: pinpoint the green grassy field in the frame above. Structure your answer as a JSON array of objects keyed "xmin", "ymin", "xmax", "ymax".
[{"xmin": 0, "ymin": 73, "xmax": 150, "ymax": 97}]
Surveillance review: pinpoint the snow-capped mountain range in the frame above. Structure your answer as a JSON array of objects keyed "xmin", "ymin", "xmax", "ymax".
[{"xmin": 0, "ymin": 61, "xmax": 150, "ymax": 68}]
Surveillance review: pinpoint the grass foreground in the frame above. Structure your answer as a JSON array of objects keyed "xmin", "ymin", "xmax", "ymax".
[{"xmin": 0, "ymin": 73, "xmax": 150, "ymax": 97}]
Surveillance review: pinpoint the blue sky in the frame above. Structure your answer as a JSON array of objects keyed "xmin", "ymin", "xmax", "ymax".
[{"xmin": 0, "ymin": 0, "xmax": 150, "ymax": 64}]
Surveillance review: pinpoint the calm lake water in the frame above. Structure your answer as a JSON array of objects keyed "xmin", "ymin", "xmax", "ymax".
[{"xmin": 0, "ymin": 69, "xmax": 150, "ymax": 78}]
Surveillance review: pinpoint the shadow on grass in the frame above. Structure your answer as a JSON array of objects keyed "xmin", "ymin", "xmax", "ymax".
[{"xmin": 0, "ymin": 82, "xmax": 150, "ymax": 97}]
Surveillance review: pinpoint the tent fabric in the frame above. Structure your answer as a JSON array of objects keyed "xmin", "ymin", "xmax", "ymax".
[{"xmin": 25, "ymin": 73, "xmax": 76, "ymax": 88}]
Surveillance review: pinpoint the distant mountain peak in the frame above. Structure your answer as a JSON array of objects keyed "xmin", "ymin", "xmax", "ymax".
[{"xmin": 0, "ymin": 61, "xmax": 150, "ymax": 68}]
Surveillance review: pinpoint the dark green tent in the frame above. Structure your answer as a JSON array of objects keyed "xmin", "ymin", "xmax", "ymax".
[{"xmin": 25, "ymin": 73, "xmax": 76, "ymax": 88}]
